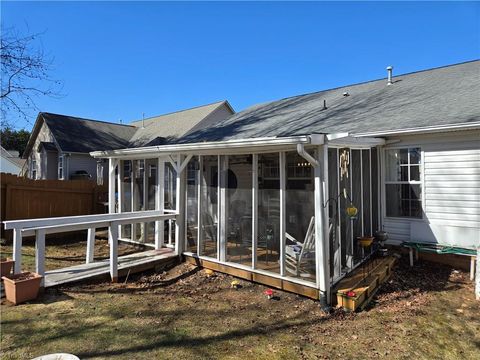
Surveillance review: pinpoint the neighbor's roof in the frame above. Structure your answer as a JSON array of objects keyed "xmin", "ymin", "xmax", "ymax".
[
  {"xmin": 23, "ymin": 100, "xmax": 233, "ymax": 158},
  {"xmin": 128, "ymin": 100, "xmax": 233, "ymax": 147},
  {"xmin": 1, "ymin": 146, "xmax": 26, "ymax": 168},
  {"xmin": 41, "ymin": 113, "xmax": 137, "ymax": 153},
  {"xmin": 179, "ymin": 60, "xmax": 480, "ymax": 143}
]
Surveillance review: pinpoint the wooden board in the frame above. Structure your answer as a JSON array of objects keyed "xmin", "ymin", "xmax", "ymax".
[
  {"xmin": 184, "ymin": 255, "xmax": 319, "ymax": 300},
  {"xmin": 334, "ymin": 256, "xmax": 397, "ymax": 311}
]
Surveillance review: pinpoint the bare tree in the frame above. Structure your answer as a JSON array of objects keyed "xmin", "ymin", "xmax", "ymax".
[{"xmin": 1, "ymin": 27, "xmax": 63, "ymax": 128}]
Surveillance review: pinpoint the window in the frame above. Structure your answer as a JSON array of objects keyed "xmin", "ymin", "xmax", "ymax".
[
  {"xmin": 58, "ymin": 154, "xmax": 64, "ymax": 179},
  {"xmin": 385, "ymin": 148, "xmax": 422, "ymax": 218},
  {"xmin": 31, "ymin": 157, "xmax": 37, "ymax": 179}
]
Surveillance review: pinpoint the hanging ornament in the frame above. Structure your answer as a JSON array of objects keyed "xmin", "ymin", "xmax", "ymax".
[{"xmin": 340, "ymin": 149, "xmax": 350, "ymax": 180}]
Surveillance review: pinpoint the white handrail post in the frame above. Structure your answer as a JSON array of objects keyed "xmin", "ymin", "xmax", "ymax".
[
  {"xmin": 35, "ymin": 229, "xmax": 46, "ymax": 287},
  {"xmin": 155, "ymin": 158, "xmax": 165, "ymax": 250},
  {"xmin": 109, "ymin": 221, "xmax": 119, "ymax": 282},
  {"xmin": 475, "ymin": 248, "xmax": 479, "ymax": 300},
  {"xmin": 175, "ymin": 154, "xmax": 186, "ymax": 256},
  {"xmin": 13, "ymin": 228, "xmax": 22, "ymax": 274},
  {"xmin": 86, "ymin": 228, "xmax": 95, "ymax": 264},
  {"xmin": 197, "ymin": 155, "xmax": 203, "ymax": 255}
]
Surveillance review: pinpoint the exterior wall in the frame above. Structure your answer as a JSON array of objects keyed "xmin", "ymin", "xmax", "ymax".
[
  {"xmin": 26, "ymin": 121, "xmax": 56, "ymax": 179},
  {"xmin": 382, "ymin": 130, "xmax": 480, "ymax": 249},
  {"xmin": 67, "ymin": 153, "xmax": 106, "ymax": 181},
  {"xmin": 0, "ymin": 156, "xmax": 22, "ymax": 174}
]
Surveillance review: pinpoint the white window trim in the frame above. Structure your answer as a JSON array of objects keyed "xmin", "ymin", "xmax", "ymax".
[
  {"xmin": 58, "ymin": 154, "xmax": 65, "ymax": 180},
  {"xmin": 383, "ymin": 146, "xmax": 423, "ymax": 220}
]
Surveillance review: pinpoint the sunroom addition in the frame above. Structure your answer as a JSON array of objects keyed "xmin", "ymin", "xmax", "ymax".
[{"xmin": 92, "ymin": 134, "xmax": 385, "ymax": 304}]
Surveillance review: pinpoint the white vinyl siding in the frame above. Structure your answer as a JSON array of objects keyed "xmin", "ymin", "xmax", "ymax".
[
  {"xmin": 382, "ymin": 132, "xmax": 480, "ymax": 247},
  {"xmin": 423, "ymin": 147, "xmax": 480, "ymax": 229}
]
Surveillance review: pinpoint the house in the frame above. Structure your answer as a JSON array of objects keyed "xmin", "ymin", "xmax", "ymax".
[
  {"xmin": 5, "ymin": 60, "xmax": 479, "ymax": 303},
  {"xmin": 0, "ymin": 146, "xmax": 26, "ymax": 175},
  {"xmin": 22, "ymin": 100, "xmax": 234, "ymax": 181}
]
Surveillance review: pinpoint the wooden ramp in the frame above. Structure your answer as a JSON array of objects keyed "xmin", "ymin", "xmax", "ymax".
[
  {"xmin": 333, "ymin": 256, "xmax": 396, "ymax": 312},
  {"xmin": 44, "ymin": 248, "xmax": 178, "ymax": 288}
]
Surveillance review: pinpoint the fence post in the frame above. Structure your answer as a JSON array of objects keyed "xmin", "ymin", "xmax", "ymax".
[
  {"xmin": 35, "ymin": 229, "xmax": 46, "ymax": 287},
  {"xmin": 109, "ymin": 221, "xmax": 119, "ymax": 282},
  {"xmin": 13, "ymin": 228, "xmax": 22, "ymax": 274},
  {"xmin": 86, "ymin": 228, "xmax": 95, "ymax": 264}
]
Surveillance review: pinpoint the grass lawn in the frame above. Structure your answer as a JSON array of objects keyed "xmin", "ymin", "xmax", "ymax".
[
  {"xmin": 1, "ymin": 256, "xmax": 479, "ymax": 359},
  {"xmin": 0, "ymin": 231, "xmax": 142, "ymax": 272}
]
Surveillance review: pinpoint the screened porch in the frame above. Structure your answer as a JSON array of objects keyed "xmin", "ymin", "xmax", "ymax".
[{"xmin": 95, "ymin": 134, "xmax": 384, "ymax": 304}]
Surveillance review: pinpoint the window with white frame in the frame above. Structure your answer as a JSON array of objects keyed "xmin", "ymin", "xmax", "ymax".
[
  {"xmin": 385, "ymin": 147, "xmax": 422, "ymax": 218},
  {"xmin": 31, "ymin": 156, "xmax": 37, "ymax": 179},
  {"xmin": 58, "ymin": 154, "xmax": 65, "ymax": 179}
]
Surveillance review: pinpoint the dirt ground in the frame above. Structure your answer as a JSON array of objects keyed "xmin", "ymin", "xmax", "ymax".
[{"xmin": 1, "ymin": 256, "xmax": 479, "ymax": 360}]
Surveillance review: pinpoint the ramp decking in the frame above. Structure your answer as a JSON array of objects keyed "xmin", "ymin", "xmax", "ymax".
[{"xmin": 44, "ymin": 248, "xmax": 178, "ymax": 287}]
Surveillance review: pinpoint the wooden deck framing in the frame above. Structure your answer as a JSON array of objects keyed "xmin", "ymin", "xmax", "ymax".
[
  {"xmin": 184, "ymin": 255, "xmax": 319, "ymax": 299},
  {"xmin": 44, "ymin": 248, "xmax": 178, "ymax": 287}
]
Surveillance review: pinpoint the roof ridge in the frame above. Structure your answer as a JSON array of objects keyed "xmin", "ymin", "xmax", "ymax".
[
  {"xmin": 41, "ymin": 112, "xmax": 135, "ymax": 128},
  {"xmin": 130, "ymin": 100, "xmax": 227, "ymax": 123},
  {"xmin": 257, "ymin": 58, "xmax": 480, "ymax": 106}
]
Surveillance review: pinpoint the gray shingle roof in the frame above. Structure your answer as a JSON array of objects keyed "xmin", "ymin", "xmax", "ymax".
[
  {"xmin": 128, "ymin": 101, "xmax": 231, "ymax": 147},
  {"xmin": 180, "ymin": 60, "xmax": 480, "ymax": 143},
  {"xmin": 41, "ymin": 113, "xmax": 137, "ymax": 153}
]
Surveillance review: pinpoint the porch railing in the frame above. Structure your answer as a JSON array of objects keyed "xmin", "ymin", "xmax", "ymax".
[{"xmin": 3, "ymin": 210, "xmax": 178, "ymax": 286}]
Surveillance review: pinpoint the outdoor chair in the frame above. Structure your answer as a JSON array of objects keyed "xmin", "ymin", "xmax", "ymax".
[{"xmin": 285, "ymin": 216, "xmax": 316, "ymax": 277}]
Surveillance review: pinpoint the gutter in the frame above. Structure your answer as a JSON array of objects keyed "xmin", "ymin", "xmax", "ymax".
[
  {"xmin": 353, "ymin": 122, "xmax": 480, "ymax": 138},
  {"xmin": 90, "ymin": 135, "xmax": 325, "ymax": 159}
]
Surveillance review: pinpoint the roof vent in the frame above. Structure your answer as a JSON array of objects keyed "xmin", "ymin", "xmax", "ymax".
[
  {"xmin": 343, "ymin": 92, "xmax": 350, "ymax": 97},
  {"xmin": 322, "ymin": 99, "xmax": 327, "ymax": 110},
  {"xmin": 386, "ymin": 66, "xmax": 393, "ymax": 85}
]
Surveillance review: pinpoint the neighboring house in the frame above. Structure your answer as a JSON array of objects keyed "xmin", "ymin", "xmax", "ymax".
[
  {"xmin": 90, "ymin": 60, "xmax": 479, "ymax": 303},
  {"xmin": 0, "ymin": 146, "xmax": 26, "ymax": 175},
  {"xmin": 22, "ymin": 101, "xmax": 234, "ymax": 181}
]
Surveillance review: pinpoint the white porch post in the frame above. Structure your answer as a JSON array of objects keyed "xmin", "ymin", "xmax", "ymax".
[
  {"xmin": 117, "ymin": 160, "xmax": 124, "ymax": 236},
  {"xmin": 219, "ymin": 155, "xmax": 228, "ymax": 262},
  {"xmin": 35, "ymin": 229, "xmax": 46, "ymax": 287},
  {"xmin": 175, "ymin": 154, "xmax": 186, "ymax": 256},
  {"xmin": 315, "ymin": 145, "xmax": 330, "ymax": 305},
  {"xmin": 279, "ymin": 151, "xmax": 286, "ymax": 276},
  {"xmin": 13, "ymin": 228, "xmax": 22, "ymax": 274},
  {"xmin": 252, "ymin": 154, "xmax": 258, "ymax": 269},
  {"xmin": 86, "ymin": 228, "xmax": 95, "ymax": 264},
  {"xmin": 109, "ymin": 221, "xmax": 119, "ymax": 282},
  {"xmin": 155, "ymin": 158, "xmax": 165, "ymax": 250},
  {"xmin": 197, "ymin": 156, "xmax": 203, "ymax": 255}
]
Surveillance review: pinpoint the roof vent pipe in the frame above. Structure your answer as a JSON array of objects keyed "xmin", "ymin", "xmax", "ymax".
[{"xmin": 387, "ymin": 66, "xmax": 393, "ymax": 85}]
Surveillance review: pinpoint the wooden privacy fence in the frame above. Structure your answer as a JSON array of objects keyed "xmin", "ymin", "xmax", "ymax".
[{"xmin": 1, "ymin": 173, "xmax": 108, "ymax": 240}]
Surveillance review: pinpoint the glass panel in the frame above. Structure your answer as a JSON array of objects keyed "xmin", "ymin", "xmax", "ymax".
[
  {"xmin": 144, "ymin": 159, "xmax": 157, "ymax": 244},
  {"xmin": 351, "ymin": 150, "xmax": 362, "ymax": 263},
  {"xmin": 257, "ymin": 153, "xmax": 280, "ymax": 273},
  {"xmin": 328, "ymin": 148, "xmax": 340, "ymax": 278},
  {"xmin": 285, "ymin": 151, "xmax": 315, "ymax": 282},
  {"xmin": 226, "ymin": 155, "xmax": 252, "ymax": 266},
  {"xmin": 410, "ymin": 166, "xmax": 420, "ymax": 181},
  {"xmin": 409, "ymin": 148, "xmax": 421, "ymax": 164},
  {"xmin": 386, "ymin": 184, "xmax": 402, "ymax": 217},
  {"xmin": 164, "ymin": 162, "xmax": 177, "ymax": 246},
  {"xmin": 362, "ymin": 150, "xmax": 371, "ymax": 236},
  {"xmin": 186, "ymin": 157, "xmax": 199, "ymax": 253},
  {"xmin": 371, "ymin": 148, "xmax": 379, "ymax": 233},
  {"xmin": 200, "ymin": 155, "xmax": 218, "ymax": 258},
  {"xmin": 400, "ymin": 149, "xmax": 408, "ymax": 165},
  {"xmin": 385, "ymin": 149, "xmax": 401, "ymax": 181},
  {"xmin": 400, "ymin": 166, "xmax": 409, "ymax": 181},
  {"xmin": 338, "ymin": 148, "xmax": 352, "ymax": 271},
  {"xmin": 132, "ymin": 160, "xmax": 144, "ymax": 242},
  {"xmin": 121, "ymin": 160, "xmax": 132, "ymax": 239}
]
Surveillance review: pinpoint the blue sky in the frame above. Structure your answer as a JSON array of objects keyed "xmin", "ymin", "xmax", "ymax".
[{"xmin": 2, "ymin": 1, "xmax": 479, "ymax": 130}]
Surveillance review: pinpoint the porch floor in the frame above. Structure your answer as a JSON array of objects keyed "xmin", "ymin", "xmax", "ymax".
[{"xmin": 44, "ymin": 248, "xmax": 177, "ymax": 288}]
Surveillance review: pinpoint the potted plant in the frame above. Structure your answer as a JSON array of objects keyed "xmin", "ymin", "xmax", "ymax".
[
  {"xmin": 0, "ymin": 258, "xmax": 14, "ymax": 277},
  {"xmin": 2, "ymin": 272, "xmax": 43, "ymax": 305}
]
